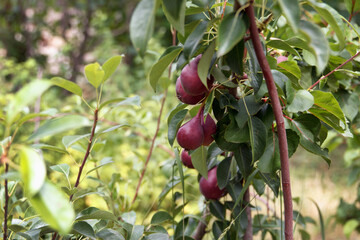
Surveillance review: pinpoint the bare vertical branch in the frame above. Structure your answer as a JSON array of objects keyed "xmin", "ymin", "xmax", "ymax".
[{"xmin": 245, "ymin": 2, "xmax": 293, "ymax": 239}]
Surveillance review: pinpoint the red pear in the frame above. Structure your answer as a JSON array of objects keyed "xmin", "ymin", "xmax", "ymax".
[
  {"xmin": 176, "ymin": 113, "xmax": 204, "ymax": 150},
  {"xmin": 202, "ymin": 113, "xmax": 216, "ymax": 146},
  {"xmin": 180, "ymin": 150, "xmax": 194, "ymax": 168},
  {"xmin": 199, "ymin": 167, "xmax": 225, "ymax": 200},
  {"xmin": 176, "ymin": 77, "xmax": 205, "ymax": 105},
  {"xmin": 180, "ymin": 55, "xmax": 210, "ymax": 96}
]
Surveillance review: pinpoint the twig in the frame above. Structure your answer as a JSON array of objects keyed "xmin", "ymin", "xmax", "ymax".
[
  {"xmin": 243, "ymin": 188, "xmax": 253, "ymax": 240},
  {"xmin": 308, "ymin": 51, "xmax": 360, "ymax": 90},
  {"xmin": 193, "ymin": 206, "xmax": 209, "ymax": 240},
  {"xmin": 69, "ymin": 108, "xmax": 99, "ymax": 201},
  {"xmin": 131, "ymin": 28, "xmax": 177, "ymax": 205},
  {"xmin": 245, "ymin": 2, "xmax": 293, "ymax": 239},
  {"xmin": 3, "ymin": 162, "xmax": 9, "ymax": 240},
  {"xmin": 131, "ymin": 91, "xmax": 168, "ymax": 204}
]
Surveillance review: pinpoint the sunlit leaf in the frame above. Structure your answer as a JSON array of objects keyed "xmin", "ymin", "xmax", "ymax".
[
  {"xmin": 84, "ymin": 62, "xmax": 105, "ymax": 88},
  {"xmin": 30, "ymin": 181, "xmax": 75, "ymax": 235},
  {"xmin": 51, "ymin": 77, "xmax": 82, "ymax": 96},
  {"xmin": 20, "ymin": 147, "xmax": 46, "ymax": 197},
  {"xmin": 102, "ymin": 55, "xmax": 123, "ymax": 82}
]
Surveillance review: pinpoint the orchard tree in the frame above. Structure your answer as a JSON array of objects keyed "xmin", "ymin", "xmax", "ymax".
[
  {"xmin": 131, "ymin": 0, "xmax": 359, "ymax": 239},
  {"xmin": 1, "ymin": 0, "xmax": 360, "ymax": 240}
]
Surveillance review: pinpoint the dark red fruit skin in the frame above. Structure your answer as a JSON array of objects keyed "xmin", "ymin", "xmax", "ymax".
[
  {"xmin": 202, "ymin": 114, "xmax": 216, "ymax": 146},
  {"xmin": 199, "ymin": 167, "xmax": 225, "ymax": 200},
  {"xmin": 176, "ymin": 113, "xmax": 204, "ymax": 150},
  {"xmin": 180, "ymin": 150, "xmax": 194, "ymax": 168},
  {"xmin": 180, "ymin": 55, "xmax": 209, "ymax": 96},
  {"xmin": 277, "ymin": 56, "xmax": 288, "ymax": 64},
  {"xmin": 176, "ymin": 77, "xmax": 205, "ymax": 105}
]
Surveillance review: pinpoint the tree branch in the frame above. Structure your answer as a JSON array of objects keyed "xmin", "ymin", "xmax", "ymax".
[
  {"xmin": 131, "ymin": 28, "xmax": 177, "ymax": 205},
  {"xmin": 245, "ymin": 3, "xmax": 293, "ymax": 239},
  {"xmin": 70, "ymin": 108, "xmax": 99, "ymax": 201},
  {"xmin": 308, "ymin": 51, "xmax": 360, "ymax": 90},
  {"xmin": 193, "ymin": 206, "xmax": 209, "ymax": 240},
  {"xmin": 131, "ymin": 90, "xmax": 168, "ymax": 204},
  {"xmin": 243, "ymin": 188, "xmax": 253, "ymax": 240}
]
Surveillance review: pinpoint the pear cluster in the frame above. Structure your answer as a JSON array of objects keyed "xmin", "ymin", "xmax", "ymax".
[{"xmin": 175, "ymin": 55, "xmax": 224, "ymax": 200}]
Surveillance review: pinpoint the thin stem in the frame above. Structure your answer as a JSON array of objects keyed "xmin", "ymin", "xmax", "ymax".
[
  {"xmin": 69, "ymin": 108, "xmax": 99, "ymax": 201},
  {"xmin": 245, "ymin": 2, "xmax": 293, "ymax": 239},
  {"xmin": 131, "ymin": 90, "xmax": 168, "ymax": 204},
  {"xmin": 3, "ymin": 162, "xmax": 9, "ymax": 240},
  {"xmin": 131, "ymin": 28, "xmax": 177, "ymax": 205},
  {"xmin": 308, "ymin": 51, "xmax": 360, "ymax": 90},
  {"xmin": 193, "ymin": 206, "xmax": 209, "ymax": 240},
  {"xmin": 243, "ymin": 188, "xmax": 253, "ymax": 240}
]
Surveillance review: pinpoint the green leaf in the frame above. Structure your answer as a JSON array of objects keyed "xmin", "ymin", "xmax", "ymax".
[
  {"xmin": 146, "ymin": 233, "xmax": 170, "ymax": 240},
  {"xmin": 310, "ymin": 199, "xmax": 325, "ymax": 240},
  {"xmin": 249, "ymin": 116, "xmax": 267, "ymax": 162},
  {"xmin": 258, "ymin": 172, "xmax": 280, "ymax": 197},
  {"xmin": 50, "ymin": 164, "xmax": 70, "ymax": 178},
  {"xmin": 217, "ymin": 12, "xmax": 247, "ymax": 57},
  {"xmin": 29, "ymin": 115, "xmax": 91, "ymax": 141},
  {"xmin": 278, "ymin": 0, "xmax": 300, "ymax": 32},
  {"xmin": 100, "ymin": 96, "xmax": 141, "ymax": 110},
  {"xmin": 7, "ymin": 79, "xmax": 52, "ymax": 125},
  {"xmin": 343, "ymin": 219, "xmax": 359, "ymax": 239},
  {"xmin": 191, "ymin": 146, "xmax": 208, "ymax": 179},
  {"xmin": 76, "ymin": 207, "xmax": 117, "ymax": 221},
  {"xmin": 225, "ymin": 39, "xmax": 245, "ymax": 75},
  {"xmin": 309, "ymin": 91, "xmax": 347, "ymax": 133},
  {"xmin": 130, "ymin": 0, "xmax": 159, "ymax": 57},
  {"xmin": 102, "ymin": 55, "xmax": 123, "ymax": 82},
  {"xmin": 184, "ymin": 20, "xmax": 208, "ymax": 58},
  {"xmin": 168, "ymin": 109, "xmax": 188, "ymax": 146},
  {"xmin": 309, "ymin": 1, "xmax": 346, "ymax": 50},
  {"xmin": 245, "ymin": 41, "xmax": 263, "ymax": 92},
  {"xmin": 17, "ymin": 109, "xmax": 58, "ymax": 127},
  {"xmin": 86, "ymin": 157, "xmax": 114, "ymax": 175},
  {"xmin": 151, "ymin": 211, "xmax": 173, "ymax": 224},
  {"xmin": 20, "ymin": 147, "xmax": 46, "ymax": 197},
  {"xmin": 149, "ymin": 46, "xmax": 182, "ymax": 91},
  {"xmin": 29, "ymin": 181, "xmax": 75, "ymax": 235},
  {"xmin": 286, "ymin": 129, "xmax": 300, "ymax": 158},
  {"xmin": 162, "ymin": 0, "xmax": 186, "ymax": 35},
  {"xmin": 198, "ymin": 41, "xmax": 215, "ymax": 88},
  {"xmin": 234, "ymin": 145, "xmax": 253, "ymax": 178},
  {"xmin": 345, "ymin": 0, "xmax": 360, "ymax": 13},
  {"xmin": 97, "ymin": 229, "xmax": 125, "ymax": 240},
  {"xmin": 277, "ymin": 60, "xmax": 301, "ymax": 80},
  {"xmin": 267, "ymin": 38, "xmax": 301, "ymax": 57},
  {"xmin": 32, "ymin": 143, "xmax": 68, "ymax": 154},
  {"xmin": 122, "ymin": 223, "xmax": 144, "ymax": 240},
  {"xmin": 209, "ymin": 200, "xmax": 226, "ymax": 220},
  {"xmin": 233, "ymin": 169, "xmax": 259, "ymax": 210},
  {"xmin": 287, "ymin": 90, "xmax": 314, "ymax": 113},
  {"xmin": 72, "ymin": 221, "xmax": 96, "ymax": 239},
  {"xmin": 62, "ymin": 134, "xmax": 91, "ymax": 149},
  {"xmin": 334, "ymin": 91, "xmax": 360, "ymax": 122},
  {"xmin": 211, "ymin": 67, "xmax": 237, "ymax": 88},
  {"xmin": 299, "ymin": 21, "xmax": 330, "ymax": 75},
  {"xmin": 51, "ymin": 77, "xmax": 82, "ymax": 97},
  {"xmin": 84, "ymin": 62, "xmax": 105, "ymax": 88},
  {"xmin": 0, "ymin": 171, "xmax": 21, "ymax": 181},
  {"xmin": 257, "ymin": 135, "xmax": 280, "ymax": 173},
  {"xmin": 175, "ymin": 149, "xmax": 186, "ymax": 202},
  {"xmin": 216, "ymin": 157, "xmax": 232, "ymax": 189}
]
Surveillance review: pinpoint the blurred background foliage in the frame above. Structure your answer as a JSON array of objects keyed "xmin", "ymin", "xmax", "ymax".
[{"xmin": 0, "ymin": 0, "xmax": 360, "ymax": 239}]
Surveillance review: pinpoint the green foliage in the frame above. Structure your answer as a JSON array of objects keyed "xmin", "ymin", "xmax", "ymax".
[{"xmin": 1, "ymin": 0, "xmax": 360, "ymax": 239}]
